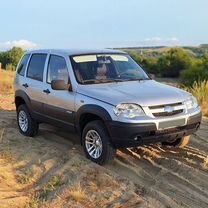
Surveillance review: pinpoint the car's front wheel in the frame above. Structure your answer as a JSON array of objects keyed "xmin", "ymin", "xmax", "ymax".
[
  {"xmin": 17, "ymin": 104, "xmax": 39, "ymax": 137},
  {"xmin": 162, "ymin": 135, "xmax": 190, "ymax": 148},
  {"xmin": 82, "ymin": 120, "xmax": 116, "ymax": 165}
]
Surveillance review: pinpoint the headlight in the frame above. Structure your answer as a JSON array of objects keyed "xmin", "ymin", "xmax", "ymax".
[
  {"xmin": 113, "ymin": 103, "xmax": 145, "ymax": 119},
  {"xmin": 184, "ymin": 96, "xmax": 198, "ymax": 109}
]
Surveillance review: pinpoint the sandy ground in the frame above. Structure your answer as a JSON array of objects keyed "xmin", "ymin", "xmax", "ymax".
[
  {"xmin": 0, "ymin": 96, "xmax": 207, "ymax": 208},
  {"xmin": 0, "ymin": 110, "xmax": 145, "ymax": 208},
  {"xmin": 107, "ymin": 119, "xmax": 208, "ymax": 208}
]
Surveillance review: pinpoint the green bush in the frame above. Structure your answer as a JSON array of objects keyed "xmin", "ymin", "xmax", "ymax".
[
  {"xmin": 157, "ymin": 48, "xmax": 192, "ymax": 78},
  {"xmin": 130, "ymin": 52, "xmax": 159, "ymax": 74},
  {"xmin": 180, "ymin": 53, "xmax": 208, "ymax": 86},
  {"xmin": 180, "ymin": 67, "xmax": 208, "ymax": 86},
  {"xmin": 0, "ymin": 47, "xmax": 24, "ymax": 69}
]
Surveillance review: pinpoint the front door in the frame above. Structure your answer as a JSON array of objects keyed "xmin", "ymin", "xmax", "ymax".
[{"xmin": 43, "ymin": 54, "xmax": 75, "ymax": 128}]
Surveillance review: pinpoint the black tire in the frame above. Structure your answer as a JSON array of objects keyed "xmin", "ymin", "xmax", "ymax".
[
  {"xmin": 82, "ymin": 120, "xmax": 116, "ymax": 165},
  {"xmin": 162, "ymin": 135, "xmax": 190, "ymax": 148},
  {"xmin": 17, "ymin": 104, "xmax": 39, "ymax": 137}
]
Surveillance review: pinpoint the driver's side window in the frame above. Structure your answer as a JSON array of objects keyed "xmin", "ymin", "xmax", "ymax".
[{"xmin": 47, "ymin": 55, "xmax": 69, "ymax": 84}]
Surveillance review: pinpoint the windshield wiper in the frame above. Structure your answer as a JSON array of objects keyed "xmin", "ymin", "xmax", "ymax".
[
  {"xmin": 104, "ymin": 79, "xmax": 124, "ymax": 83},
  {"xmin": 125, "ymin": 78, "xmax": 150, "ymax": 82},
  {"xmin": 81, "ymin": 79, "xmax": 99, "ymax": 84},
  {"xmin": 81, "ymin": 79, "xmax": 124, "ymax": 84}
]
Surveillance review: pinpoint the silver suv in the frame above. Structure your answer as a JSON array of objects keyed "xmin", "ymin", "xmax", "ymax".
[{"xmin": 14, "ymin": 49, "xmax": 201, "ymax": 164}]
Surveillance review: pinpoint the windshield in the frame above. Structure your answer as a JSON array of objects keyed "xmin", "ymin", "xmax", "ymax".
[{"xmin": 70, "ymin": 53, "xmax": 150, "ymax": 84}]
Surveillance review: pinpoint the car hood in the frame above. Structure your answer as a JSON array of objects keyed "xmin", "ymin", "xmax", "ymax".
[{"xmin": 76, "ymin": 80, "xmax": 190, "ymax": 106}]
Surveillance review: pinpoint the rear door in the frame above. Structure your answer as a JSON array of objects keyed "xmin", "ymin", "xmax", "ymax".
[
  {"xmin": 43, "ymin": 54, "xmax": 75, "ymax": 128},
  {"xmin": 24, "ymin": 53, "xmax": 48, "ymax": 116},
  {"xmin": 15, "ymin": 53, "xmax": 31, "ymax": 91}
]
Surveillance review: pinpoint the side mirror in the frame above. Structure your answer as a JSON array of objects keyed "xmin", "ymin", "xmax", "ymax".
[
  {"xmin": 149, "ymin": 73, "xmax": 155, "ymax": 80},
  {"xmin": 51, "ymin": 80, "xmax": 70, "ymax": 90}
]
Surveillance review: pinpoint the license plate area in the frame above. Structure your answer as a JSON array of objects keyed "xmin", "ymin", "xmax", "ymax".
[{"xmin": 158, "ymin": 118, "xmax": 186, "ymax": 130}]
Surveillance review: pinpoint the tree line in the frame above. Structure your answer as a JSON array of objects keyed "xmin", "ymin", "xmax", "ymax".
[{"xmin": 128, "ymin": 47, "xmax": 208, "ymax": 86}]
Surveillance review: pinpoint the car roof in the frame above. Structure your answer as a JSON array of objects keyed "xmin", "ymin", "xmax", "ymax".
[{"xmin": 25, "ymin": 48, "xmax": 126, "ymax": 56}]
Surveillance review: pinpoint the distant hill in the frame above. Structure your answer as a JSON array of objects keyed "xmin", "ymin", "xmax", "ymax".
[{"xmin": 115, "ymin": 45, "xmax": 208, "ymax": 57}]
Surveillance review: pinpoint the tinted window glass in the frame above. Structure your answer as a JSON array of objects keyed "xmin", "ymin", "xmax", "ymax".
[
  {"xmin": 47, "ymin": 55, "xmax": 68, "ymax": 84},
  {"xmin": 27, "ymin": 54, "xmax": 47, "ymax": 81},
  {"xmin": 17, "ymin": 54, "xmax": 30, "ymax": 76},
  {"xmin": 70, "ymin": 54, "xmax": 149, "ymax": 84}
]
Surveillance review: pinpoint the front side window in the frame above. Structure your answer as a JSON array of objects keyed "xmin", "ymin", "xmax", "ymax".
[
  {"xmin": 27, "ymin": 54, "xmax": 47, "ymax": 81},
  {"xmin": 47, "ymin": 55, "xmax": 69, "ymax": 84},
  {"xmin": 70, "ymin": 54, "xmax": 149, "ymax": 84},
  {"xmin": 17, "ymin": 54, "xmax": 30, "ymax": 76}
]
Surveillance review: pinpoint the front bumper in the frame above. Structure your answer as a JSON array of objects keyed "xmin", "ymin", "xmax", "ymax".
[{"xmin": 105, "ymin": 112, "xmax": 202, "ymax": 148}]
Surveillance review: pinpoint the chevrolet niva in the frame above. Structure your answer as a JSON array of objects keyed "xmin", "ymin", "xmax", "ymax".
[{"xmin": 14, "ymin": 49, "xmax": 201, "ymax": 164}]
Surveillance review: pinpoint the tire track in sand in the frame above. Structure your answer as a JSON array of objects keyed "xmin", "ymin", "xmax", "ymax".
[{"xmin": 107, "ymin": 121, "xmax": 208, "ymax": 208}]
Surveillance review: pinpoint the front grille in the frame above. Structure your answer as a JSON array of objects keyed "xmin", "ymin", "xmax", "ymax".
[
  {"xmin": 149, "ymin": 102, "xmax": 183, "ymax": 109},
  {"xmin": 148, "ymin": 102, "xmax": 185, "ymax": 118},
  {"xmin": 153, "ymin": 109, "xmax": 183, "ymax": 117}
]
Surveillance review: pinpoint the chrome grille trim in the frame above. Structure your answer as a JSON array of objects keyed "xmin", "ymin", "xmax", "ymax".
[
  {"xmin": 149, "ymin": 102, "xmax": 183, "ymax": 109},
  {"xmin": 153, "ymin": 109, "xmax": 183, "ymax": 117},
  {"xmin": 148, "ymin": 102, "xmax": 185, "ymax": 118}
]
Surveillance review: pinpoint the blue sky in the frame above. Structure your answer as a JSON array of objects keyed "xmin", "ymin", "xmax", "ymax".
[{"xmin": 0, "ymin": 0, "xmax": 207, "ymax": 50}]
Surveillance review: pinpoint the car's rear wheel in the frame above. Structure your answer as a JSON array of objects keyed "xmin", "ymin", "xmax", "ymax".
[
  {"xmin": 162, "ymin": 135, "xmax": 190, "ymax": 148},
  {"xmin": 17, "ymin": 104, "xmax": 39, "ymax": 137},
  {"xmin": 82, "ymin": 120, "xmax": 116, "ymax": 165}
]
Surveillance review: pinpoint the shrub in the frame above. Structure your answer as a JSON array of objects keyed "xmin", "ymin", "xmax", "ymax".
[
  {"xmin": 180, "ymin": 53, "xmax": 208, "ymax": 86},
  {"xmin": 130, "ymin": 52, "xmax": 159, "ymax": 74},
  {"xmin": 0, "ymin": 47, "xmax": 24, "ymax": 69},
  {"xmin": 158, "ymin": 48, "xmax": 192, "ymax": 78},
  {"xmin": 180, "ymin": 66, "xmax": 208, "ymax": 86}
]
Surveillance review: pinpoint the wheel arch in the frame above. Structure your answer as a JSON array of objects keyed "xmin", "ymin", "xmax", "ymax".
[
  {"xmin": 75, "ymin": 104, "xmax": 113, "ymax": 143},
  {"xmin": 15, "ymin": 90, "xmax": 31, "ymax": 110}
]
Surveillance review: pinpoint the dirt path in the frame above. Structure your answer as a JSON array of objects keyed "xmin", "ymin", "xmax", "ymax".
[
  {"xmin": 107, "ymin": 119, "xmax": 208, "ymax": 208},
  {"xmin": 0, "ymin": 110, "xmax": 207, "ymax": 208}
]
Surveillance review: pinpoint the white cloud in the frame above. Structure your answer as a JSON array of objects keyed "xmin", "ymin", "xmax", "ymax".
[{"xmin": 0, "ymin": 39, "xmax": 38, "ymax": 50}]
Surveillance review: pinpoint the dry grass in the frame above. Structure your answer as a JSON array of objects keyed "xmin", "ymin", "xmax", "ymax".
[
  {"xmin": 63, "ymin": 183, "xmax": 90, "ymax": 203},
  {"xmin": 26, "ymin": 180, "xmax": 92, "ymax": 208},
  {"xmin": 26, "ymin": 196, "xmax": 43, "ymax": 208},
  {"xmin": 0, "ymin": 69, "xmax": 15, "ymax": 94},
  {"xmin": 186, "ymin": 81, "xmax": 208, "ymax": 117},
  {"xmin": 0, "ymin": 70, "xmax": 15, "ymax": 110},
  {"xmin": 26, "ymin": 175, "xmax": 64, "ymax": 208},
  {"xmin": 16, "ymin": 169, "xmax": 33, "ymax": 184},
  {"xmin": 42, "ymin": 175, "xmax": 64, "ymax": 198}
]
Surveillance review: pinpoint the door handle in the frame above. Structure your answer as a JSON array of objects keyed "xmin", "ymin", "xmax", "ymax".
[
  {"xmin": 22, "ymin": 83, "xmax": 29, "ymax": 88},
  {"xmin": 43, "ymin": 89, "xmax": 51, "ymax": 94}
]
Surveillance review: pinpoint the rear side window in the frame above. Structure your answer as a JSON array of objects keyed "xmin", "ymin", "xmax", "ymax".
[
  {"xmin": 17, "ymin": 54, "xmax": 30, "ymax": 76},
  {"xmin": 27, "ymin": 54, "xmax": 47, "ymax": 81},
  {"xmin": 47, "ymin": 55, "xmax": 69, "ymax": 84}
]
